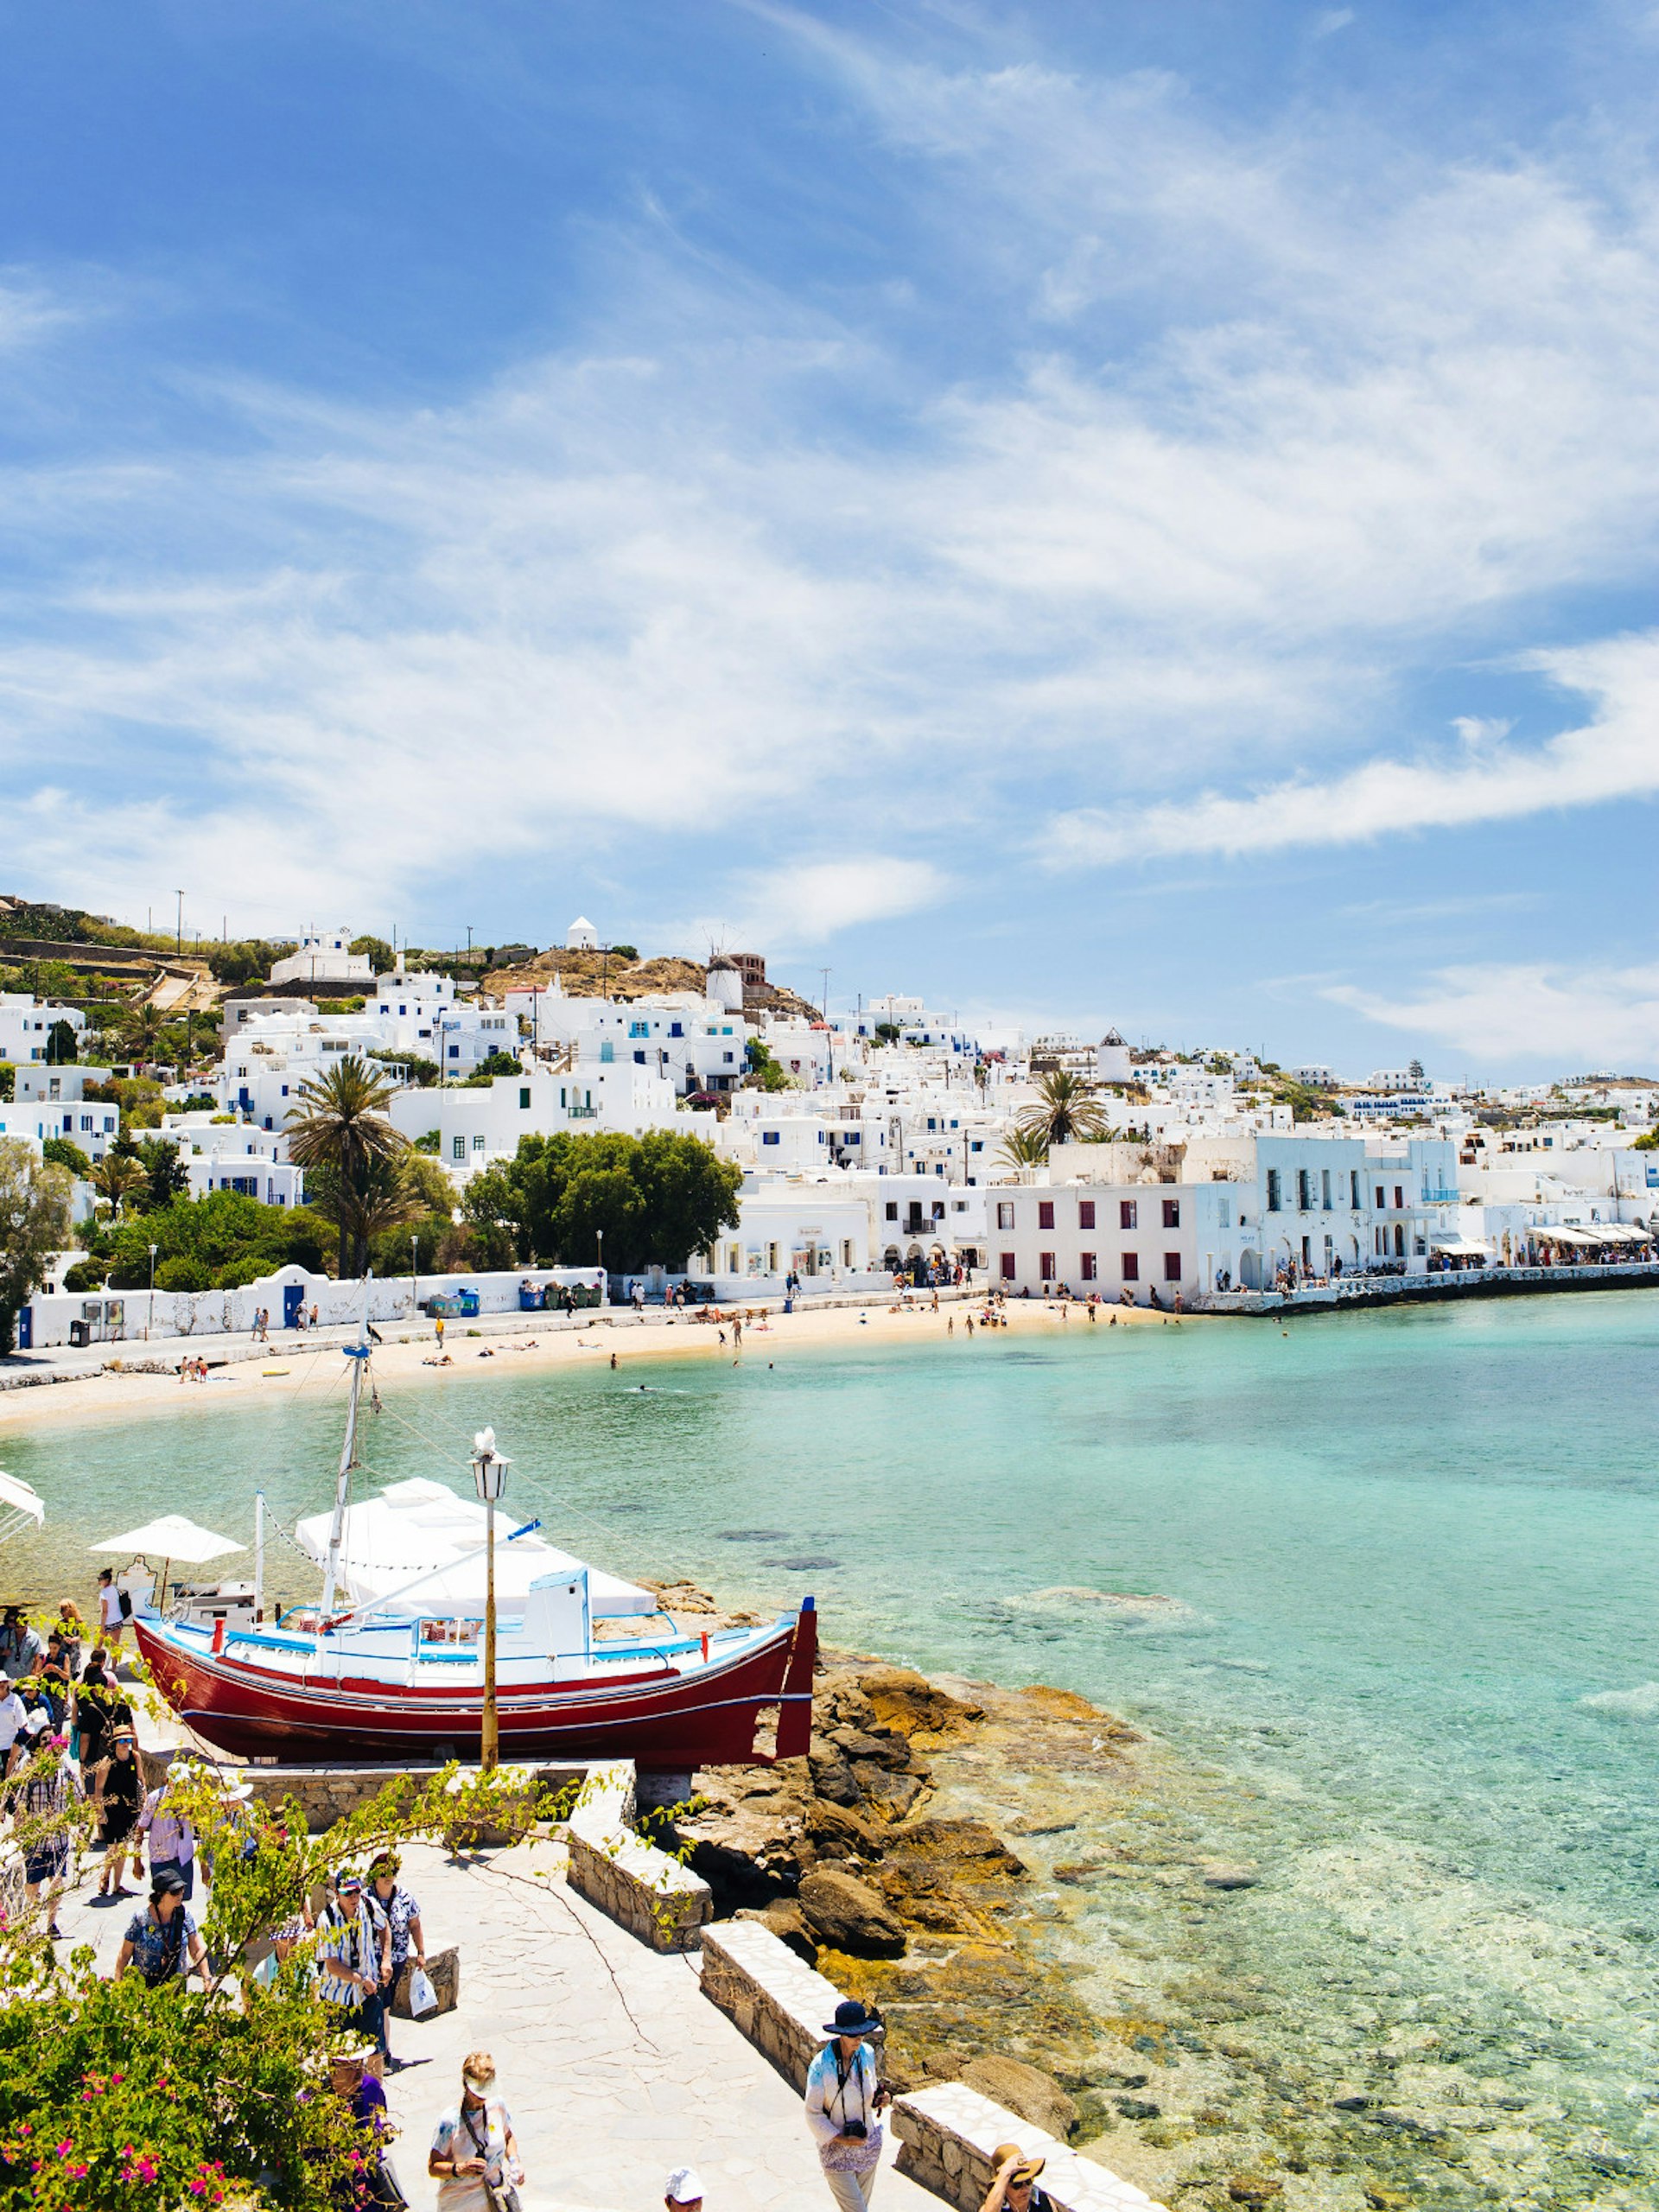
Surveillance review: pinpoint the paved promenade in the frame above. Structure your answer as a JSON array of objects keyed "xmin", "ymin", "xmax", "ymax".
[{"xmin": 54, "ymin": 1834, "xmax": 937, "ymax": 2212}]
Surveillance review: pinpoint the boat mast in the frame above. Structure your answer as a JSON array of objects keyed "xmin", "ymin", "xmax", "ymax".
[{"xmin": 321, "ymin": 1280, "xmax": 372, "ymax": 1620}]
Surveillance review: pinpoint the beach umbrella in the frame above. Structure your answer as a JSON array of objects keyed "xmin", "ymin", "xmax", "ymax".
[
  {"xmin": 0, "ymin": 1472, "xmax": 45, "ymax": 1551},
  {"xmin": 92, "ymin": 1513, "xmax": 245, "ymax": 1613}
]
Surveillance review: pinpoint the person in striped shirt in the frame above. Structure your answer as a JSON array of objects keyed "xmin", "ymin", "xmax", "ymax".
[{"xmin": 315, "ymin": 1871, "xmax": 389, "ymax": 2050}]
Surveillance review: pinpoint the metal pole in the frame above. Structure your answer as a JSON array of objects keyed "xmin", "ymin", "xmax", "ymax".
[
  {"xmin": 481, "ymin": 1491, "xmax": 499, "ymax": 1772},
  {"xmin": 255, "ymin": 1491, "xmax": 265, "ymax": 1621}
]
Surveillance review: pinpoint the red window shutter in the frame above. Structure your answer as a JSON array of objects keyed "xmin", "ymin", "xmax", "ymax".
[
  {"xmin": 1395, "ymin": 1185, "xmax": 1404, "ymax": 1210},
  {"xmin": 1162, "ymin": 1198, "xmax": 1179, "ymax": 1228},
  {"xmin": 1120, "ymin": 1200, "xmax": 1136, "ymax": 1230},
  {"xmin": 1078, "ymin": 1199, "xmax": 1096, "ymax": 1230},
  {"xmin": 1165, "ymin": 1252, "xmax": 1182, "ymax": 1281},
  {"xmin": 1080, "ymin": 1252, "xmax": 1096, "ymax": 1281},
  {"xmin": 1000, "ymin": 1252, "xmax": 1016, "ymax": 1280},
  {"xmin": 1038, "ymin": 1200, "xmax": 1055, "ymax": 1230},
  {"xmin": 1039, "ymin": 1251, "xmax": 1055, "ymax": 1280},
  {"xmin": 1122, "ymin": 1252, "xmax": 1139, "ymax": 1281}
]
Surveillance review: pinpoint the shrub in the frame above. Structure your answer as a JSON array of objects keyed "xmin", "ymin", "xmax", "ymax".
[
  {"xmin": 61, "ymin": 1257, "xmax": 110, "ymax": 1292},
  {"xmin": 155, "ymin": 1255, "xmax": 211, "ymax": 1294}
]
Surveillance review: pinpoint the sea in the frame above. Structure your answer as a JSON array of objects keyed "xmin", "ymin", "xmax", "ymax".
[{"xmin": 5, "ymin": 1290, "xmax": 1658, "ymax": 2200}]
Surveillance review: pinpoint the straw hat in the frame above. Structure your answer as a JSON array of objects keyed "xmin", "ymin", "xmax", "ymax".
[{"xmin": 994, "ymin": 2145, "xmax": 1046, "ymax": 2187}]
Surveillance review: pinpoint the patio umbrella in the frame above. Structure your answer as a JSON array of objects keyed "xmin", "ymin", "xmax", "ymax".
[
  {"xmin": 92, "ymin": 1514, "xmax": 245, "ymax": 1614},
  {"xmin": 0, "ymin": 1472, "xmax": 45, "ymax": 1551}
]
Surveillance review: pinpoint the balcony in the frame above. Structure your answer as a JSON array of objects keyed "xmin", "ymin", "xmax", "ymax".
[
  {"xmin": 568, "ymin": 1105, "xmax": 598, "ymax": 1120},
  {"xmin": 1421, "ymin": 1187, "xmax": 1459, "ymax": 1204}
]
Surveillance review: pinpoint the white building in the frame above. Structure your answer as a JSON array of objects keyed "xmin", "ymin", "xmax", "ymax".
[
  {"xmin": 386, "ymin": 1057, "xmax": 677, "ymax": 1179},
  {"xmin": 509, "ymin": 981, "xmax": 752, "ymax": 1098},
  {"xmin": 990, "ymin": 1175, "xmax": 1248, "ymax": 1302},
  {"xmin": 0, "ymin": 994, "xmax": 87, "ymax": 1065},
  {"xmin": 1096, "ymin": 1029, "xmax": 1133, "ymax": 1084},
  {"xmin": 566, "ymin": 916, "xmax": 599, "ymax": 951},
  {"xmin": 269, "ymin": 930, "xmax": 374, "ymax": 990},
  {"xmin": 0, "ymin": 1071, "xmax": 121, "ymax": 1163},
  {"xmin": 157, "ymin": 1114, "xmax": 307, "ymax": 1207}
]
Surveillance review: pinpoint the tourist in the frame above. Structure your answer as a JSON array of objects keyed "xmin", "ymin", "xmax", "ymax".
[
  {"xmin": 979, "ymin": 2144, "xmax": 1052, "ymax": 2212},
  {"xmin": 316, "ymin": 1871, "xmax": 390, "ymax": 2052},
  {"xmin": 366, "ymin": 1852, "xmax": 428, "ymax": 2057},
  {"xmin": 98, "ymin": 1567, "xmax": 129, "ymax": 1652},
  {"xmin": 0, "ymin": 1605, "xmax": 43, "ymax": 1680},
  {"xmin": 804, "ymin": 1997, "xmax": 888, "ymax": 2211},
  {"xmin": 117, "ymin": 1870, "xmax": 208, "ymax": 1986},
  {"xmin": 0, "ymin": 1675, "xmax": 29, "ymax": 1777},
  {"xmin": 138, "ymin": 1758, "xmax": 200, "ymax": 1898},
  {"xmin": 10, "ymin": 1731, "xmax": 81, "ymax": 1935},
  {"xmin": 73, "ymin": 1646, "xmax": 130, "ymax": 1774},
  {"xmin": 54, "ymin": 1601, "xmax": 84, "ymax": 1675},
  {"xmin": 92, "ymin": 1724, "xmax": 145, "ymax": 1897},
  {"xmin": 665, "ymin": 2167, "xmax": 704, "ymax": 2210},
  {"xmin": 327, "ymin": 2042, "xmax": 403, "ymax": 2209},
  {"xmin": 429, "ymin": 2050, "xmax": 524, "ymax": 2212}
]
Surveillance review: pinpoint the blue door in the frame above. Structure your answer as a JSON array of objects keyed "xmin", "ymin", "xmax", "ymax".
[
  {"xmin": 16, "ymin": 1308, "xmax": 31, "ymax": 1350},
  {"xmin": 283, "ymin": 1285, "xmax": 305, "ymax": 1329}
]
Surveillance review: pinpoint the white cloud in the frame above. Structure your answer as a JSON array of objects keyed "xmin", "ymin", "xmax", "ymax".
[
  {"xmin": 8, "ymin": 21, "xmax": 1659, "ymax": 932},
  {"xmin": 1042, "ymin": 631, "xmax": 1659, "ymax": 865},
  {"xmin": 693, "ymin": 859, "xmax": 954, "ymax": 953},
  {"xmin": 1326, "ymin": 962, "xmax": 1659, "ymax": 1067}
]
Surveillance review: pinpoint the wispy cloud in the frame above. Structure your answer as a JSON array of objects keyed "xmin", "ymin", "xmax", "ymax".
[
  {"xmin": 1042, "ymin": 633, "xmax": 1659, "ymax": 865},
  {"xmin": 1328, "ymin": 962, "xmax": 1659, "ymax": 1069}
]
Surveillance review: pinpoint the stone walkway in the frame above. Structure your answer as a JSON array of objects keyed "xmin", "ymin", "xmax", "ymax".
[{"xmin": 53, "ymin": 1835, "xmax": 938, "ymax": 2212}]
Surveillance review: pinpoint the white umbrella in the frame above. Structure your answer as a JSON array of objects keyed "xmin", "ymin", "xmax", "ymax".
[
  {"xmin": 92, "ymin": 1514, "xmax": 245, "ymax": 1615},
  {"xmin": 0, "ymin": 1472, "xmax": 45, "ymax": 1550}
]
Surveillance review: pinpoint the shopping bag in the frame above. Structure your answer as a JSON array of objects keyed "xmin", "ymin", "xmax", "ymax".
[{"xmin": 406, "ymin": 1965, "xmax": 438, "ymax": 2018}]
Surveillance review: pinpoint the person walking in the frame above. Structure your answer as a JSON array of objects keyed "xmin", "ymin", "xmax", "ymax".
[
  {"xmin": 365, "ymin": 1852, "xmax": 428, "ymax": 2066},
  {"xmin": 117, "ymin": 1870, "xmax": 208, "ymax": 1986},
  {"xmin": 97, "ymin": 1568, "xmax": 129, "ymax": 1654},
  {"xmin": 72, "ymin": 1646, "xmax": 130, "ymax": 1777},
  {"xmin": 0, "ymin": 1605, "xmax": 43, "ymax": 1680},
  {"xmin": 54, "ymin": 1601, "xmax": 84, "ymax": 1676},
  {"xmin": 429, "ymin": 2050, "xmax": 524, "ymax": 2212},
  {"xmin": 327, "ymin": 2042, "xmax": 403, "ymax": 2209},
  {"xmin": 316, "ymin": 1871, "xmax": 390, "ymax": 2055},
  {"xmin": 137, "ymin": 1760, "xmax": 199, "ymax": 1898},
  {"xmin": 979, "ymin": 2144, "xmax": 1053, "ymax": 2212},
  {"xmin": 0, "ymin": 1676, "xmax": 29, "ymax": 1778},
  {"xmin": 10, "ymin": 1731, "xmax": 81, "ymax": 1936},
  {"xmin": 91, "ymin": 1725, "xmax": 145, "ymax": 1898},
  {"xmin": 804, "ymin": 1998, "xmax": 888, "ymax": 2211}
]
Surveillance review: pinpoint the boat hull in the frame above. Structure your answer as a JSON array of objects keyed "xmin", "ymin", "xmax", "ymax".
[{"xmin": 135, "ymin": 1607, "xmax": 817, "ymax": 1769}]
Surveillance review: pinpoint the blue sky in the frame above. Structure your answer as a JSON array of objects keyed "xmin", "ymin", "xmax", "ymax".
[{"xmin": 2, "ymin": 1, "xmax": 1657, "ymax": 1077}]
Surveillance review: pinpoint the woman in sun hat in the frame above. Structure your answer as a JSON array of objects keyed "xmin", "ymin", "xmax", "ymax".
[
  {"xmin": 980, "ymin": 2144, "xmax": 1052, "ymax": 2212},
  {"xmin": 10, "ymin": 1729, "xmax": 81, "ymax": 1937},
  {"xmin": 91, "ymin": 1724, "xmax": 146, "ymax": 1898},
  {"xmin": 804, "ymin": 1997, "xmax": 889, "ymax": 2211},
  {"xmin": 429, "ymin": 2050, "xmax": 523, "ymax": 2212}
]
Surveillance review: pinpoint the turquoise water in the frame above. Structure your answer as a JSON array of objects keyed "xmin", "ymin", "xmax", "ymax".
[{"xmin": 6, "ymin": 1295, "xmax": 1659, "ymax": 2191}]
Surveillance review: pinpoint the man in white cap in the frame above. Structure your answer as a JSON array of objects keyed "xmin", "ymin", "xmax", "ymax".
[{"xmin": 665, "ymin": 2166, "xmax": 703, "ymax": 2210}]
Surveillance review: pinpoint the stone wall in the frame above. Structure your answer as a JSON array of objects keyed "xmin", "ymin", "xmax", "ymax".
[
  {"xmin": 239, "ymin": 1760, "xmax": 588, "ymax": 1835},
  {"xmin": 893, "ymin": 2083, "xmax": 1166, "ymax": 2212},
  {"xmin": 699, "ymin": 1920, "xmax": 1168, "ymax": 2212},
  {"xmin": 565, "ymin": 1759, "xmax": 713, "ymax": 1954},
  {"xmin": 699, "ymin": 1919, "xmax": 847, "ymax": 2087}
]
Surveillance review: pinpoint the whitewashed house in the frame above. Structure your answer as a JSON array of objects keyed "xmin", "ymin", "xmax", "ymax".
[
  {"xmin": 386, "ymin": 1057, "xmax": 677, "ymax": 1179},
  {"xmin": 0, "ymin": 994, "xmax": 86, "ymax": 1065}
]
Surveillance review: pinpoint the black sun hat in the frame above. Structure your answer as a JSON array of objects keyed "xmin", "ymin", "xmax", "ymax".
[{"xmin": 822, "ymin": 1998, "xmax": 884, "ymax": 2037}]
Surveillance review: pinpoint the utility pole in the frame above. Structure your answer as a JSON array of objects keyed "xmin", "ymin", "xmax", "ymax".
[{"xmin": 175, "ymin": 891, "xmax": 183, "ymax": 957}]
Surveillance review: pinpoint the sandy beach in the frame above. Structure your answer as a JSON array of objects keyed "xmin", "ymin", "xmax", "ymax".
[{"xmin": 0, "ymin": 1290, "xmax": 1183, "ymax": 1437}]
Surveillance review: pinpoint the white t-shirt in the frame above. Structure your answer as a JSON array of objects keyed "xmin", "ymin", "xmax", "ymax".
[
  {"xmin": 0, "ymin": 1690, "xmax": 26, "ymax": 1751},
  {"xmin": 99, "ymin": 1584, "xmax": 124, "ymax": 1628},
  {"xmin": 431, "ymin": 2099, "xmax": 516, "ymax": 2212}
]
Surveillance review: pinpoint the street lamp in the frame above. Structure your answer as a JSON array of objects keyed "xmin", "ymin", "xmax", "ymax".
[
  {"xmin": 469, "ymin": 1425, "xmax": 511, "ymax": 1772},
  {"xmin": 146, "ymin": 1243, "xmax": 157, "ymax": 1339},
  {"xmin": 595, "ymin": 1225, "xmax": 604, "ymax": 1300},
  {"xmin": 410, "ymin": 1235, "xmax": 419, "ymax": 1323}
]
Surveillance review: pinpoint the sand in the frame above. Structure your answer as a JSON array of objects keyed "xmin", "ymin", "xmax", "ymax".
[{"xmin": 0, "ymin": 1291, "xmax": 1183, "ymax": 1436}]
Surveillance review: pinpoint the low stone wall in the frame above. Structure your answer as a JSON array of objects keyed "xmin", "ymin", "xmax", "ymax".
[
  {"xmin": 893, "ymin": 2083, "xmax": 1166, "ymax": 2212},
  {"xmin": 700, "ymin": 1922, "xmax": 1168, "ymax": 2212},
  {"xmin": 238, "ymin": 1760, "xmax": 588, "ymax": 1834},
  {"xmin": 699, "ymin": 1919, "xmax": 846, "ymax": 2086},
  {"xmin": 565, "ymin": 1759, "xmax": 712, "ymax": 1954}
]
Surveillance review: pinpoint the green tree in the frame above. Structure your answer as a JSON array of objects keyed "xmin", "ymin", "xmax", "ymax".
[
  {"xmin": 118, "ymin": 1001, "xmax": 166, "ymax": 1071},
  {"xmin": 471, "ymin": 1129, "xmax": 742, "ymax": 1274},
  {"xmin": 133, "ymin": 1137, "xmax": 190, "ymax": 1211},
  {"xmin": 44, "ymin": 1017, "xmax": 79, "ymax": 1065},
  {"xmin": 463, "ymin": 1050, "xmax": 523, "ymax": 1084},
  {"xmin": 744, "ymin": 1039, "xmax": 793, "ymax": 1093},
  {"xmin": 1019, "ymin": 1068, "xmax": 1107, "ymax": 1147},
  {"xmin": 41, "ymin": 1136, "xmax": 92, "ymax": 1180},
  {"xmin": 283, "ymin": 1056, "xmax": 409, "ymax": 1276},
  {"xmin": 92, "ymin": 1151, "xmax": 148, "ymax": 1218},
  {"xmin": 369, "ymin": 1046, "xmax": 439, "ymax": 1089},
  {"xmin": 349, "ymin": 934, "xmax": 393, "ymax": 974},
  {"xmin": 99, "ymin": 1191, "xmax": 331, "ymax": 1290},
  {"xmin": 997, "ymin": 1124, "xmax": 1051, "ymax": 1173},
  {"xmin": 0, "ymin": 1139, "xmax": 73, "ymax": 1355}
]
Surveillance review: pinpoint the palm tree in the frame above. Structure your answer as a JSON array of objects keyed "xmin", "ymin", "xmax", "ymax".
[
  {"xmin": 92, "ymin": 1152, "xmax": 148, "ymax": 1217},
  {"xmin": 284, "ymin": 1056, "xmax": 409, "ymax": 1277},
  {"xmin": 1020, "ymin": 1068, "xmax": 1108, "ymax": 1147},
  {"xmin": 119, "ymin": 1001, "xmax": 166, "ymax": 1072},
  {"xmin": 996, "ymin": 1123, "xmax": 1051, "ymax": 1174}
]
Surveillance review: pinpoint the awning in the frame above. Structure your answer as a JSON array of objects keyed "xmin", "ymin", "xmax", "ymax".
[
  {"xmin": 1430, "ymin": 1236, "xmax": 1490, "ymax": 1255},
  {"xmin": 1582, "ymin": 1223, "xmax": 1646, "ymax": 1244},
  {"xmin": 292, "ymin": 1478, "xmax": 656, "ymax": 1617},
  {"xmin": 0, "ymin": 1472, "xmax": 45, "ymax": 1550},
  {"xmin": 91, "ymin": 1514, "xmax": 245, "ymax": 1563}
]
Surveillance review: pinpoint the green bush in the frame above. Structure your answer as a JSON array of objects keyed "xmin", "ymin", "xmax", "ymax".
[
  {"xmin": 61, "ymin": 1256, "xmax": 110, "ymax": 1292},
  {"xmin": 155, "ymin": 1254, "xmax": 211, "ymax": 1293},
  {"xmin": 41, "ymin": 1136, "xmax": 93, "ymax": 1180}
]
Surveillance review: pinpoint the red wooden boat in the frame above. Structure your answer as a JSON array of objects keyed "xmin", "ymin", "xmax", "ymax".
[{"xmin": 134, "ymin": 1322, "xmax": 817, "ymax": 1770}]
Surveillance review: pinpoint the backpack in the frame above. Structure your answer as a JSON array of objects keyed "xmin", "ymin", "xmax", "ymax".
[{"xmin": 118, "ymin": 1589, "xmax": 133, "ymax": 1618}]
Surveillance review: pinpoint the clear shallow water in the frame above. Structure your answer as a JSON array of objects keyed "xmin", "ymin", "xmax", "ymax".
[{"xmin": 6, "ymin": 1296, "xmax": 1659, "ymax": 2192}]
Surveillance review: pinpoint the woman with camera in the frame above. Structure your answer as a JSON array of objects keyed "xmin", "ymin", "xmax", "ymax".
[{"xmin": 804, "ymin": 1998, "xmax": 890, "ymax": 2211}]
